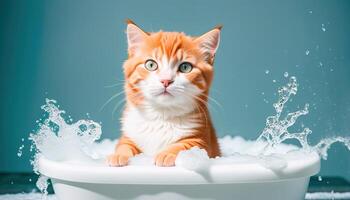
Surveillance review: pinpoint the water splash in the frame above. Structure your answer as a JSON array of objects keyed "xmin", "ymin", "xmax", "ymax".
[
  {"xmin": 314, "ymin": 136, "xmax": 350, "ymax": 160},
  {"xmin": 36, "ymin": 176, "xmax": 49, "ymax": 197},
  {"xmin": 28, "ymin": 99, "xmax": 102, "ymax": 194},
  {"xmin": 257, "ymin": 76, "xmax": 311, "ymax": 148},
  {"xmin": 257, "ymin": 77, "xmax": 350, "ymax": 158}
]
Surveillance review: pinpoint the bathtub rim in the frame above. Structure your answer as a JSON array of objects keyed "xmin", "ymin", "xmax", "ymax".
[{"xmin": 38, "ymin": 151, "xmax": 320, "ymax": 185}]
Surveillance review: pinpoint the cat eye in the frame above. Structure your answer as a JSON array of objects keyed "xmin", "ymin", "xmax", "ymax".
[
  {"xmin": 144, "ymin": 59, "xmax": 158, "ymax": 71},
  {"xmin": 178, "ymin": 62, "xmax": 193, "ymax": 73}
]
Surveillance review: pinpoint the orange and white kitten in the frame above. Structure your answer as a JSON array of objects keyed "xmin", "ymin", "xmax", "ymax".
[{"xmin": 107, "ymin": 20, "xmax": 221, "ymax": 167}]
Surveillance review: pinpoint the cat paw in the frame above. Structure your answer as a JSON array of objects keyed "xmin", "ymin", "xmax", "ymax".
[
  {"xmin": 107, "ymin": 154, "xmax": 130, "ymax": 167},
  {"xmin": 155, "ymin": 152, "xmax": 177, "ymax": 167}
]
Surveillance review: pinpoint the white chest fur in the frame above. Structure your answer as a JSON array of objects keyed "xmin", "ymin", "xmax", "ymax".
[{"xmin": 122, "ymin": 106, "xmax": 199, "ymax": 156}]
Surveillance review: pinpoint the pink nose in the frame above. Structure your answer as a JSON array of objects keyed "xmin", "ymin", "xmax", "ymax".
[{"xmin": 161, "ymin": 80, "xmax": 173, "ymax": 88}]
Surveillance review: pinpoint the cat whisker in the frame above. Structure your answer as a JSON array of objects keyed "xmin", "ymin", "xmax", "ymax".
[
  {"xmin": 100, "ymin": 90, "xmax": 126, "ymax": 112},
  {"xmin": 191, "ymin": 97, "xmax": 209, "ymax": 128},
  {"xmin": 200, "ymin": 93, "xmax": 223, "ymax": 110},
  {"xmin": 112, "ymin": 91, "xmax": 143, "ymax": 118},
  {"xmin": 174, "ymin": 85, "xmax": 185, "ymax": 89},
  {"xmin": 103, "ymin": 80, "xmax": 126, "ymax": 88},
  {"xmin": 100, "ymin": 84, "xmax": 141, "ymax": 112},
  {"xmin": 170, "ymin": 87, "xmax": 185, "ymax": 93},
  {"xmin": 179, "ymin": 92, "xmax": 210, "ymax": 127},
  {"xmin": 182, "ymin": 91, "xmax": 219, "ymax": 114},
  {"xmin": 112, "ymin": 98, "xmax": 126, "ymax": 118},
  {"xmin": 182, "ymin": 86, "xmax": 222, "ymax": 111}
]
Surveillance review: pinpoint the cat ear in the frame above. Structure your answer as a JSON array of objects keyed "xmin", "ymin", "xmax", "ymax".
[
  {"xmin": 195, "ymin": 25, "xmax": 222, "ymax": 62},
  {"xmin": 126, "ymin": 19, "xmax": 149, "ymax": 54}
]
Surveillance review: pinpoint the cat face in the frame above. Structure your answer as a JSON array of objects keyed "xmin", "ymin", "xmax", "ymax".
[{"xmin": 123, "ymin": 20, "xmax": 221, "ymax": 113}]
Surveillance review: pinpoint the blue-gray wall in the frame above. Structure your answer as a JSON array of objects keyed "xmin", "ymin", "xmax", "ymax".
[{"xmin": 1, "ymin": 0, "xmax": 350, "ymax": 180}]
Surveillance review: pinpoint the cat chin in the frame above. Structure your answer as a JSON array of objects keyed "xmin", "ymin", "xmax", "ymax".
[
  {"xmin": 143, "ymin": 95, "xmax": 195, "ymax": 111},
  {"xmin": 147, "ymin": 95, "xmax": 183, "ymax": 106}
]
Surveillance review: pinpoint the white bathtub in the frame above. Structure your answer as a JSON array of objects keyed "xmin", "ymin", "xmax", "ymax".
[{"xmin": 38, "ymin": 151, "xmax": 320, "ymax": 200}]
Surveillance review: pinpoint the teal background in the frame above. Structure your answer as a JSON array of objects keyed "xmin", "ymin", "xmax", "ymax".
[{"xmin": 1, "ymin": 0, "xmax": 349, "ymax": 180}]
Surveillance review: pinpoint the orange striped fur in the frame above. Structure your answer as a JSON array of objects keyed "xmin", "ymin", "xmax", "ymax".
[{"xmin": 107, "ymin": 20, "xmax": 221, "ymax": 167}]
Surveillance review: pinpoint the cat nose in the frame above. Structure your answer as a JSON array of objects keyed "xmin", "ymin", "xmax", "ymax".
[{"xmin": 160, "ymin": 79, "xmax": 174, "ymax": 88}]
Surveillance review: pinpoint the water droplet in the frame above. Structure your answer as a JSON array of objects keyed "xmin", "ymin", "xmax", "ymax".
[
  {"xmin": 272, "ymin": 79, "xmax": 276, "ymax": 83},
  {"xmin": 284, "ymin": 72, "xmax": 289, "ymax": 78},
  {"xmin": 308, "ymin": 10, "xmax": 313, "ymax": 14},
  {"xmin": 17, "ymin": 145, "xmax": 24, "ymax": 157},
  {"xmin": 321, "ymin": 24, "xmax": 326, "ymax": 32},
  {"xmin": 318, "ymin": 176, "xmax": 322, "ymax": 181},
  {"xmin": 305, "ymin": 50, "xmax": 310, "ymax": 55},
  {"xmin": 265, "ymin": 70, "xmax": 270, "ymax": 74}
]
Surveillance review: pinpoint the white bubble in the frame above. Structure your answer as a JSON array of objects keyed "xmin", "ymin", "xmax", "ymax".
[
  {"xmin": 284, "ymin": 72, "xmax": 289, "ymax": 78},
  {"xmin": 305, "ymin": 50, "xmax": 310, "ymax": 55},
  {"xmin": 321, "ymin": 24, "xmax": 326, "ymax": 32},
  {"xmin": 17, "ymin": 145, "xmax": 24, "ymax": 157},
  {"xmin": 265, "ymin": 70, "xmax": 270, "ymax": 74}
]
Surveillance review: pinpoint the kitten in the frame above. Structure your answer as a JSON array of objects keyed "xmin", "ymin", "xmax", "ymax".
[{"xmin": 107, "ymin": 20, "xmax": 221, "ymax": 167}]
